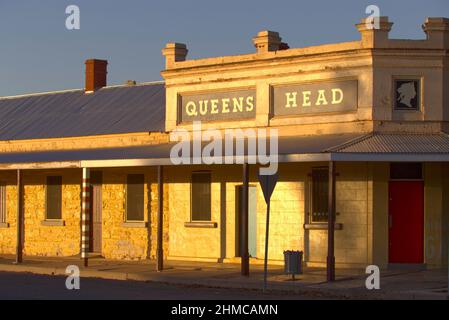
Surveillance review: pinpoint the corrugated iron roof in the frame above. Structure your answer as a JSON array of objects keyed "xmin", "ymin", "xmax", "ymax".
[
  {"xmin": 0, "ymin": 133, "xmax": 361, "ymax": 165},
  {"xmin": 327, "ymin": 133, "xmax": 449, "ymax": 153},
  {"xmin": 0, "ymin": 143, "xmax": 174, "ymax": 164},
  {"xmin": 0, "ymin": 82, "xmax": 165, "ymax": 140},
  {"xmin": 2, "ymin": 132, "xmax": 449, "ymax": 168}
]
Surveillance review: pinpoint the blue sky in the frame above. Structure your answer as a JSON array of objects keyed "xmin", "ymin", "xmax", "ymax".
[{"xmin": 0, "ymin": 0, "xmax": 448, "ymax": 96}]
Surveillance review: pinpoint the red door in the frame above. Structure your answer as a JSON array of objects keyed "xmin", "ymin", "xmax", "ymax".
[{"xmin": 388, "ymin": 181, "xmax": 424, "ymax": 263}]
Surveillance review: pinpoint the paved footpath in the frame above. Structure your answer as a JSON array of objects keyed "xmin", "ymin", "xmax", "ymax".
[{"xmin": 0, "ymin": 255, "xmax": 447, "ymax": 300}]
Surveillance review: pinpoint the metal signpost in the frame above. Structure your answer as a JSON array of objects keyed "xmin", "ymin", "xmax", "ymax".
[{"xmin": 258, "ymin": 172, "xmax": 279, "ymax": 292}]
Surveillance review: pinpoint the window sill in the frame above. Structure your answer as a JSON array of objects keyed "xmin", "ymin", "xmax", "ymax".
[
  {"xmin": 304, "ymin": 223, "xmax": 343, "ymax": 230},
  {"xmin": 184, "ymin": 221, "xmax": 217, "ymax": 228},
  {"xmin": 121, "ymin": 221, "xmax": 148, "ymax": 228},
  {"xmin": 0, "ymin": 222, "xmax": 10, "ymax": 228},
  {"xmin": 41, "ymin": 220, "xmax": 65, "ymax": 227}
]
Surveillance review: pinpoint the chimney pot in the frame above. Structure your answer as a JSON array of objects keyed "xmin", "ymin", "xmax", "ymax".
[{"xmin": 85, "ymin": 59, "xmax": 108, "ymax": 93}]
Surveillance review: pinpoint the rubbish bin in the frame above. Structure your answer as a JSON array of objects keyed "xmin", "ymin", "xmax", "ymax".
[{"xmin": 284, "ymin": 250, "xmax": 303, "ymax": 279}]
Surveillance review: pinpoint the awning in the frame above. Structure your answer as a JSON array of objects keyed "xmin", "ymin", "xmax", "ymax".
[{"xmin": 1, "ymin": 132, "xmax": 449, "ymax": 170}]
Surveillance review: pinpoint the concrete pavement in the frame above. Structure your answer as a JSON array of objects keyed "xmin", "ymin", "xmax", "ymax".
[{"xmin": 0, "ymin": 255, "xmax": 447, "ymax": 299}]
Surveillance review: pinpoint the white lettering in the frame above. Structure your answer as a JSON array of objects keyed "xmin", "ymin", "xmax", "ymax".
[
  {"xmin": 285, "ymin": 92, "xmax": 298, "ymax": 108},
  {"xmin": 232, "ymin": 97, "xmax": 244, "ymax": 112},
  {"xmin": 246, "ymin": 96, "xmax": 254, "ymax": 112},
  {"xmin": 186, "ymin": 101, "xmax": 198, "ymax": 116},
  {"xmin": 331, "ymin": 88, "xmax": 344, "ymax": 104},
  {"xmin": 302, "ymin": 91, "xmax": 312, "ymax": 106},
  {"xmin": 315, "ymin": 90, "xmax": 328, "ymax": 105}
]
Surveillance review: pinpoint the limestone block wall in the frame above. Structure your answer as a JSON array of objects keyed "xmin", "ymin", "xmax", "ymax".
[
  {"xmin": 101, "ymin": 167, "xmax": 169, "ymax": 260},
  {"xmin": 0, "ymin": 171, "xmax": 18, "ymax": 254},
  {"xmin": 306, "ymin": 162, "xmax": 372, "ymax": 267},
  {"xmin": 371, "ymin": 162, "xmax": 389, "ymax": 268},
  {"xmin": 166, "ymin": 163, "xmax": 373, "ymax": 266},
  {"xmin": 256, "ymin": 163, "xmax": 306, "ymax": 261},
  {"xmin": 167, "ymin": 165, "xmax": 223, "ymax": 259},
  {"xmin": 423, "ymin": 162, "xmax": 449, "ymax": 267},
  {"xmin": 23, "ymin": 170, "xmax": 81, "ymax": 257},
  {"xmin": 0, "ymin": 167, "xmax": 170, "ymax": 260}
]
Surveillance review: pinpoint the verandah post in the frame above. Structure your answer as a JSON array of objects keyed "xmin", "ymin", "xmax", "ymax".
[
  {"xmin": 156, "ymin": 165, "xmax": 164, "ymax": 272},
  {"xmin": 241, "ymin": 163, "xmax": 250, "ymax": 276},
  {"xmin": 81, "ymin": 168, "xmax": 91, "ymax": 267},
  {"xmin": 15, "ymin": 169, "xmax": 23, "ymax": 264},
  {"xmin": 327, "ymin": 161, "xmax": 336, "ymax": 282}
]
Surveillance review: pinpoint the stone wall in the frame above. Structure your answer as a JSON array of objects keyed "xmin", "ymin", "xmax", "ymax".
[
  {"xmin": 166, "ymin": 163, "xmax": 373, "ymax": 266},
  {"xmin": 0, "ymin": 167, "xmax": 170, "ymax": 261},
  {"xmin": 99, "ymin": 167, "xmax": 169, "ymax": 260},
  {"xmin": 0, "ymin": 171, "xmax": 18, "ymax": 254},
  {"xmin": 23, "ymin": 170, "xmax": 81, "ymax": 257}
]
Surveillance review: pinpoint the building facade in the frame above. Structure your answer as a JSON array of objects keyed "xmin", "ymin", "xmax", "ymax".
[{"xmin": 0, "ymin": 17, "xmax": 448, "ymax": 269}]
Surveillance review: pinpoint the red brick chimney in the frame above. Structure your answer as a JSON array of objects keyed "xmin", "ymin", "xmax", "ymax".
[{"xmin": 85, "ymin": 59, "xmax": 108, "ymax": 93}]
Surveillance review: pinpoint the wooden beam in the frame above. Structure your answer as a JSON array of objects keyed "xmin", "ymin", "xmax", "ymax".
[
  {"xmin": 0, "ymin": 161, "xmax": 80, "ymax": 170},
  {"xmin": 241, "ymin": 163, "xmax": 250, "ymax": 276},
  {"xmin": 327, "ymin": 161, "xmax": 336, "ymax": 282},
  {"xmin": 15, "ymin": 169, "xmax": 23, "ymax": 264},
  {"xmin": 156, "ymin": 165, "xmax": 164, "ymax": 272}
]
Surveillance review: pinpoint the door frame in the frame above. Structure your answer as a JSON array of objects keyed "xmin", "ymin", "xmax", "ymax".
[
  {"xmin": 235, "ymin": 184, "xmax": 257, "ymax": 258},
  {"xmin": 388, "ymin": 178, "xmax": 425, "ymax": 264}
]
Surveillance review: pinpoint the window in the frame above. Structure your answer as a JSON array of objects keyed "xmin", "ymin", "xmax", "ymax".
[
  {"xmin": 46, "ymin": 176, "xmax": 62, "ymax": 220},
  {"xmin": 0, "ymin": 183, "xmax": 6, "ymax": 224},
  {"xmin": 394, "ymin": 79, "xmax": 420, "ymax": 111},
  {"xmin": 311, "ymin": 168, "xmax": 328, "ymax": 223},
  {"xmin": 191, "ymin": 172, "xmax": 211, "ymax": 221},
  {"xmin": 126, "ymin": 174, "xmax": 144, "ymax": 221}
]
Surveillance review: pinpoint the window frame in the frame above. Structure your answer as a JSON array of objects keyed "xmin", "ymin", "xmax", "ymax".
[
  {"xmin": 125, "ymin": 174, "xmax": 145, "ymax": 222},
  {"xmin": 45, "ymin": 176, "xmax": 63, "ymax": 221},
  {"xmin": 309, "ymin": 167, "xmax": 329, "ymax": 224},
  {"xmin": 190, "ymin": 171, "xmax": 212, "ymax": 222},
  {"xmin": 393, "ymin": 77, "xmax": 422, "ymax": 112}
]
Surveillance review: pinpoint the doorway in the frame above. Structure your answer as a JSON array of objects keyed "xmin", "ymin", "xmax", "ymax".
[
  {"xmin": 236, "ymin": 185, "xmax": 257, "ymax": 258},
  {"xmin": 90, "ymin": 171, "xmax": 103, "ymax": 254},
  {"xmin": 388, "ymin": 180, "xmax": 424, "ymax": 263}
]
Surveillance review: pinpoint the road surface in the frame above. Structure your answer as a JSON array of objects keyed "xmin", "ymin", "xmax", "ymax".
[{"xmin": 0, "ymin": 271, "xmax": 306, "ymax": 300}]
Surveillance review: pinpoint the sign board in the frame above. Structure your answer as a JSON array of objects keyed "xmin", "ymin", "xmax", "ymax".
[
  {"xmin": 272, "ymin": 80, "xmax": 358, "ymax": 116},
  {"xmin": 179, "ymin": 89, "xmax": 256, "ymax": 123},
  {"xmin": 258, "ymin": 173, "xmax": 279, "ymax": 204}
]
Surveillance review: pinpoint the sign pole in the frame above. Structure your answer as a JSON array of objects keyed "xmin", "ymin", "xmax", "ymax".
[
  {"xmin": 258, "ymin": 172, "xmax": 279, "ymax": 293},
  {"xmin": 263, "ymin": 200, "xmax": 270, "ymax": 292}
]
